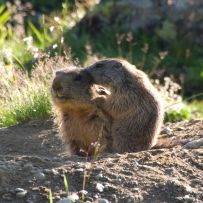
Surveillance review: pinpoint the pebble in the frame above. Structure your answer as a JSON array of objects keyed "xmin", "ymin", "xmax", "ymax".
[
  {"xmin": 98, "ymin": 199, "xmax": 110, "ymax": 203},
  {"xmin": 43, "ymin": 169, "xmax": 52, "ymax": 174},
  {"xmin": 52, "ymin": 169, "xmax": 59, "ymax": 175},
  {"xmin": 56, "ymin": 198, "xmax": 70, "ymax": 203},
  {"xmin": 96, "ymin": 183, "xmax": 104, "ymax": 192},
  {"xmin": 26, "ymin": 199, "xmax": 34, "ymax": 203},
  {"xmin": 75, "ymin": 168, "xmax": 84, "ymax": 172},
  {"xmin": 95, "ymin": 173, "xmax": 104, "ymax": 180},
  {"xmin": 34, "ymin": 171, "xmax": 46, "ymax": 181},
  {"xmin": 23, "ymin": 163, "xmax": 33, "ymax": 170},
  {"xmin": 176, "ymin": 126, "xmax": 185, "ymax": 131},
  {"xmin": 189, "ymin": 119, "xmax": 202, "ymax": 124},
  {"xmin": 56, "ymin": 193, "xmax": 79, "ymax": 203},
  {"xmin": 185, "ymin": 138, "xmax": 203, "ymax": 149},
  {"xmin": 15, "ymin": 188, "xmax": 25, "ymax": 193},
  {"xmin": 2, "ymin": 193, "xmax": 12, "ymax": 200},
  {"xmin": 16, "ymin": 190, "xmax": 28, "ymax": 198},
  {"xmin": 86, "ymin": 196, "xmax": 94, "ymax": 202},
  {"xmin": 78, "ymin": 190, "xmax": 88, "ymax": 195},
  {"xmin": 111, "ymin": 194, "xmax": 118, "ymax": 202},
  {"xmin": 161, "ymin": 126, "xmax": 173, "ymax": 135},
  {"xmin": 44, "ymin": 180, "xmax": 51, "ymax": 186},
  {"xmin": 68, "ymin": 193, "xmax": 79, "ymax": 201}
]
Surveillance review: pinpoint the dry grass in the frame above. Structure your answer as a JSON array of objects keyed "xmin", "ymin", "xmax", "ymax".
[{"xmin": 0, "ymin": 53, "xmax": 74, "ymax": 128}]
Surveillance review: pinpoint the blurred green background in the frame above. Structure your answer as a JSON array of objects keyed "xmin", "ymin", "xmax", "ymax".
[{"xmin": 0, "ymin": 0, "xmax": 203, "ymax": 127}]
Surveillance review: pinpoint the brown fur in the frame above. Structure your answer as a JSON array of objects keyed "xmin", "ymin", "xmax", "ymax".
[
  {"xmin": 86, "ymin": 59, "xmax": 164, "ymax": 153},
  {"xmin": 51, "ymin": 66, "xmax": 111, "ymax": 155}
]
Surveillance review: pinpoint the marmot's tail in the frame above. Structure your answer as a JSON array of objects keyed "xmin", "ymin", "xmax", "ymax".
[{"xmin": 152, "ymin": 137, "xmax": 187, "ymax": 149}]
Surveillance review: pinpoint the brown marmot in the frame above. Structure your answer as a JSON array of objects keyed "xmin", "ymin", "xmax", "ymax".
[
  {"xmin": 51, "ymin": 66, "xmax": 111, "ymax": 155},
  {"xmin": 85, "ymin": 59, "xmax": 164, "ymax": 153}
]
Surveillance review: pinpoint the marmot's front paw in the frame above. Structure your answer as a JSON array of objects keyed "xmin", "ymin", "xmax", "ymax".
[{"xmin": 92, "ymin": 96, "xmax": 107, "ymax": 107}]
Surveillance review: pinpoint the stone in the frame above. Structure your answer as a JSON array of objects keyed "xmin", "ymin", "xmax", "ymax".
[
  {"xmin": 96, "ymin": 183, "xmax": 104, "ymax": 192},
  {"xmin": 185, "ymin": 138, "xmax": 203, "ymax": 149},
  {"xmin": 56, "ymin": 193, "xmax": 79, "ymax": 203},
  {"xmin": 98, "ymin": 199, "xmax": 110, "ymax": 203},
  {"xmin": 34, "ymin": 171, "xmax": 46, "ymax": 181},
  {"xmin": 16, "ymin": 190, "xmax": 28, "ymax": 198},
  {"xmin": 2, "ymin": 193, "xmax": 12, "ymax": 201}
]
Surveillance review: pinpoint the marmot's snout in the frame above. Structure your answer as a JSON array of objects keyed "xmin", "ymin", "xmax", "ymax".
[{"xmin": 52, "ymin": 78, "xmax": 63, "ymax": 92}]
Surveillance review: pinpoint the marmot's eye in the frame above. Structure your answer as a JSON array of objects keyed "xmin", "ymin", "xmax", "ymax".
[{"xmin": 74, "ymin": 75, "xmax": 82, "ymax": 82}]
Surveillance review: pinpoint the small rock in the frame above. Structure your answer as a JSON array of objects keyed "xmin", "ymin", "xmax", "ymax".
[
  {"xmin": 68, "ymin": 193, "xmax": 79, "ymax": 202},
  {"xmin": 95, "ymin": 173, "xmax": 104, "ymax": 181},
  {"xmin": 16, "ymin": 190, "xmax": 27, "ymax": 198},
  {"xmin": 2, "ymin": 193, "xmax": 12, "ymax": 200},
  {"xmin": 78, "ymin": 190, "xmax": 88, "ymax": 196},
  {"xmin": 55, "ymin": 196, "xmax": 61, "ymax": 200},
  {"xmin": 176, "ymin": 126, "xmax": 185, "ymax": 131},
  {"xmin": 96, "ymin": 183, "xmax": 104, "ymax": 192},
  {"xmin": 52, "ymin": 169, "xmax": 59, "ymax": 175},
  {"xmin": 86, "ymin": 196, "xmax": 94, "ymax": 202},
  {"xmin": 75, "ymin": 168, "xmax": 84, "ymax": 172},
  {"xmin": 56, "ymin": 198, "xmax": 70, "ymax": 203},
  {"xmin": 23, "ymin": 163, "xmax": 33, "ymax": 170},
  {"xmin": 111, "ymin": 194, "xmax": 118, "ymax": 202},
  {"xmin": 189, "ymin": 118, "xmax": 202, "ymax": 124},
  {"xmin": 185, "ymin": 138, "xmax": 203, "ymax": 149},
  {"xmin": 26, "ymin": 199, "xmax": 34, "ymax": 203},
  {"xmin": 122, "ymin": 196, "xmax": 135, "ymax": 203},
  {"xmin": 57, "ymin": 193, "xmax": 79, "ymax": 203},
  {"xmin": 32, "ymin": 187, "xmax": 39, "ymax": 191},
  {"xmin": 94, "ymin": 167, "xmax": 103, "ymax": 173},
  {"xmin": 98, "ymin": 199, "xmax": 110, "ymax": 203},
  {"xmin": 15, "ymin": 188, "xmax": 25, "ymax": 193},
  {"xmin": 93, "ymin": 194, "xmax": 99, "ymax": 199},
  {"xmin": 44, "ymin": 180, "xmax": 51, "ymax": 186},
  {"xmin": 161, "ymin": 126, "xmax": 173, "ymax": 135},
  {"xmin": 43, "ymin": 169, "xmax": 52, "ymax": 174},
  {"xmin": 34, "ymin": 171, "xmax": 46, "ymax": 181}
]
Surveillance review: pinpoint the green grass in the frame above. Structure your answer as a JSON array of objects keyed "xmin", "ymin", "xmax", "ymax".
[
  {"xmin": 0, "ymin": 1, "xmax": 202, "ymax": 128},
  {"xmin": 164, "ymin": 101, "xmax": 203, "ymax": 123},
  {"xmin": 0, "ymin": 85, "xmax": 51, "ymax": 128}
]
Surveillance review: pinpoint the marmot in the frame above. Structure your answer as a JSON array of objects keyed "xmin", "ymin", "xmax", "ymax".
[
  {"xmin": 86, "ymin": 59, "xmax": 164, "ymax": 153},
  {"xmin": 51, "ymin": 66, "xmax": 111, "ymax": 155}
]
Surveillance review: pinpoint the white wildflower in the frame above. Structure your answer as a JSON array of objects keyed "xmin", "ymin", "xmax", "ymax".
[
  {"xmin": 53, "ymin": 44, "xmax": 58, "ymax": 49},
  {"xmin": 33, "ymin": 52, "xmax": 39, "ymax": 59},
  {"xmin": 54, "ymin": 16, "xmax": 60, "ymax": 23},
  {"xmin": 23, "ymin": 36, "xmax": 33, "ymax": 46},
  {"xmin": 3, "ymin": 48, "xmax": 13, "ymax": 64},
  {"xmin": 61, "ymin": 37, "xmax": 64, "ymax": 44},
  {"xmin": 49, "ymin": 26, "xmax": 54, "ymax": 32}
]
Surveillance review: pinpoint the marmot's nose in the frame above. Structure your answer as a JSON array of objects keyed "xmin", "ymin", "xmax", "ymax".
[
  {"xmin": 56, "ymin": 70, "xmax": 64, "ymax": 75},
  {"xmin": 52, "ymin": 78, "xmax": 63, "ymax": 92}
]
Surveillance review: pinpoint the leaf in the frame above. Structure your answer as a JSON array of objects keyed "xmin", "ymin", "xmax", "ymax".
[
  {"xmin": 63, "ymin": 175, "xmax": 69, "ymax": 195},
  {"xmin": 28, "ymin": 21, "xmax": 44, "ymax": 45}
]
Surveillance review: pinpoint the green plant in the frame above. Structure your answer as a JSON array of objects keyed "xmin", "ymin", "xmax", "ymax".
[
  {"xmin": 0, "ymin": 54, "xmax": 74, "ymax": 128},
  {"xmin": 49, "ymin": 189, "xmax": 53, "ymax": 203},
  {"xmin": 63, "ymin": 175, "xmax": 69, "ymax": 196},
  {"xmin": 164, "ymin": 107, "xmax": 192, "ymax": 123}
]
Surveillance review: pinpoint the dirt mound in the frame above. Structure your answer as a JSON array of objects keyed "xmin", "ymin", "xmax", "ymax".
[{"xmin": 0, "ymin": 119, "xmax": 202, "ymax": 203}]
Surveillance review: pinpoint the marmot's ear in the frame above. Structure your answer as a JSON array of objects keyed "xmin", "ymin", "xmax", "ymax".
[{"xmin": 112, "ymin": 62, "xmax": 122, "ymax": 69}]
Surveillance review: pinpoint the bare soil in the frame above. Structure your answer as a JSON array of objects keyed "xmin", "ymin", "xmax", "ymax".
[{"xmin": 0, "ymin": 119, "xmax": 202, "ymax": 203}]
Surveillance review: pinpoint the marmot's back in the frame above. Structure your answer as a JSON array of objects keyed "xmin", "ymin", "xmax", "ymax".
[{"xmin": 86, "ymin": 59, "xmax": 164, "ymax": 153}]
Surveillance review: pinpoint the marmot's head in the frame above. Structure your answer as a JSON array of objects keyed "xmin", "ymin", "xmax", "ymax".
[
  {"xmin": 86, "ymin": 59, "xmax": 125, "ymax": 87},
  {"xmin": 51, "ymin": 66, "xmax": 110, "ymax": 109},
  {"xmin": 51, "ymin": 66, "xmax": 94, "ymax": 108}
]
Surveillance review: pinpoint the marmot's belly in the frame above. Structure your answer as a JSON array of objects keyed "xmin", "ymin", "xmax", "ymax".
[{"xmin": 62, "ymin": 116, "xmax": 102, "ymax": 146}]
